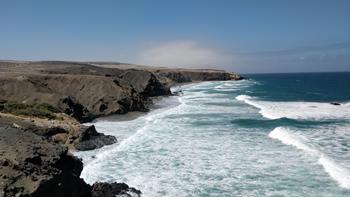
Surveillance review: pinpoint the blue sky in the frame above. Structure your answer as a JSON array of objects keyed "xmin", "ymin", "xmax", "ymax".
[{"xmin": 1, "ymin": 0, "xmax": 350, "ymax": 73}]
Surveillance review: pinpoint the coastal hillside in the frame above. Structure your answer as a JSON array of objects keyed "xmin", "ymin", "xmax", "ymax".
[
  {"xmin": 0, "ymin": 61, "xmax": 242, "ymax": 122},
  {"xmin": 0, "ymin": 60, "xmax": 242, "ymax": 197}
]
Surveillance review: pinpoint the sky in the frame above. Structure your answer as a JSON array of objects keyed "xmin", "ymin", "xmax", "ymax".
[{"xmin": 1, "ymin": 0, "xmax": 350, "ymax": 73}]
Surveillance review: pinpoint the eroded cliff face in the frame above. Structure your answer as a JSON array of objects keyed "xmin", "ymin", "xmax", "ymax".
[
  {"xmin": 0, "ymin": 125, "xmax": 141, "ymax": 197},
  {"xmin": 0, "ymin": 110, "xmax": 117, "ymax": 150},
  {"xmin": 155, "ymin": 70, "xmax": 243, "ymax": 84},
  {"xmin": 0, "ymin": 126, "xmax": 90, "ymax": 197},
  {"xmin": 0, "ymin": 74, "xmax": 148, "ymax": 122},
  {"xmin": 0, "ymin": 61, "xmax": 243, "ymax": 122}
]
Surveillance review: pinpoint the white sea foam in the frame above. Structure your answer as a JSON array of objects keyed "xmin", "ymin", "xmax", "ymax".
[
  {"xmin": 76, "ymin": 81, "xmax": 350, "ymax": 196},
  {"xmin": 236, "ymin": 95, "xmax": 350, "ymax": 120},
  {"xmin": 235, "ymin": 94, "xmax": 253, "ymax": 101},
  {"xmin": 235, "ymin": 95, "xmax": 280, "ymax": 119},
  {"xmin": 214, "ymin": 85, "xmax": 225, "ymax": 89},
  {"xmin": 214, "ymin": 83, "xmax": 242, "ymax": 92},
  {"xmin": 269, "ymin": 127, "xmax": 317, "ymax": 154},
  {"xmin": 269, "ymin": 127, "xmax": 350, "ymax": 189},
  {"xmin": 318, "ymin": 156, "xmax": 350, "ymax": 189}
]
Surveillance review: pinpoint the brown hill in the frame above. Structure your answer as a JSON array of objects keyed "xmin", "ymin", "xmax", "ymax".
[{"xmin": 0, "ymin": 61, "xmax": 242, "ymax": 122}]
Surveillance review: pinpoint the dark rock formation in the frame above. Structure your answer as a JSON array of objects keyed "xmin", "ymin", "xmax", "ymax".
[
  {"xmin": 91, "ymin": 182, "xmax": 141, "ymax": 197},
  {"xmin": 0, "ymin": 125, "xmax": 139, "ymax": 197},
  {"xmin": 119, "ymin": 70, "xmax": 171, "ymax": 97},
  {"xmin": 58, "ymin": 96, "xmax": 93, "ymax": 122},
  {"xmin": 74, "ymin": 125, "xmax": 117, "ymax": 151},
  {"xmin": 0, "ymin": 126, "xmax": 91, "ymax": 197},
  {"xmin": 0, "ymin": 112, "xmax": 116, "ymax": 152},
  {"xmin": 154, "ymin": 69, "xmax": 244, "ymax": 87}
]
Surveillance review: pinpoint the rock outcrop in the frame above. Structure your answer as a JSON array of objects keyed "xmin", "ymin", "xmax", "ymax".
[
  {"xmin": 74, "ymin": 125, "xmax": 117, "ymax": 151},
  {"xmin": 0, "ymin": 111, "xmax": 117, "ymax": 151},
  {"xmin": 91, "ymin": 182, "xmax": 141, "ymax": 197},
  {"xmin": 0, "ymin": 126, "xmax": 90, "ymax": 196},
  {"xmin": 0, "ymin": 125, "xmax": 140, "ymax": 197},
  {"xmin": 155, "ymin": 69, "xmax": 243, "ymax": 86}
]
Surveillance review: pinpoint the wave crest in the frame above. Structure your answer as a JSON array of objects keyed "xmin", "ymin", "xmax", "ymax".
[
  {"xmin": 269, "ymin": 127, "xmax": 350, "ymax": 189},
  {"xmin": 236, "ymin": 95, "xmax": 350, "ymax": 120}
]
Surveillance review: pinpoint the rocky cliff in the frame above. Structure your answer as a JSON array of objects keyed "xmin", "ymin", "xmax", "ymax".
[
  {"xmin": 0, "ymin": 61, "xmax": 242, "ymax": 122},
  {"xmin": 0, "ymin": 124, "xmax": 141, "ymax": 197}
]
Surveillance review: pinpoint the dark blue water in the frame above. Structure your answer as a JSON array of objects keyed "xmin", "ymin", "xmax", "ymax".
[{"xmin": 245, "ymin": 72, "xmax": 350, "ymax": 102}]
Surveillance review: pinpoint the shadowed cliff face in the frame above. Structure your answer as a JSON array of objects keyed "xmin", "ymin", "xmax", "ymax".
[
  {"xmin": 0, "ymin": 74, "xmax": 148, "ymax": 122},
  {"xmin": 0, "ymin": 125, "xmax": 141, "ymax": 197},
  {"xmin": 159, "ymin": 70, "xmax": 241, "ymax": 82},
  {"xmin": 0, "ymin": 61, "xmax": 242, "ymax": 122},
  {"xmin": 0, "ymin": 126, "xmax": 91, "ymax": 197}
]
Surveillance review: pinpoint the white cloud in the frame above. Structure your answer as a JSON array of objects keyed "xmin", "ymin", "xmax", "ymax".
[{"xmin": 137, "ymin": 40, "xmax": 232, "ymax": 68}]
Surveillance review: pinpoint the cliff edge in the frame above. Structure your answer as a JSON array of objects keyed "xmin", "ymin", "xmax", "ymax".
[{"xmin": 0, "ymin": 61, "xmax": 243, "ymax": 122}]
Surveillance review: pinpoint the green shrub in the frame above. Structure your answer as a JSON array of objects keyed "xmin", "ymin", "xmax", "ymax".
[{"xmin": 0, "ymin": 100, "xmax": 59, "ymax": 119}]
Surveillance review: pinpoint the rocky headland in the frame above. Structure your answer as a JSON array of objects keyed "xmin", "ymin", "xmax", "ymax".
[{"xmin": 0, "ymin": 60, "xmax": 243, "ymax": 196}]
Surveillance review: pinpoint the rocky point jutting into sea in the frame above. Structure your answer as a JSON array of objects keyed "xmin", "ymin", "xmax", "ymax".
[{"xmin": 0, "ymin": 60, "xmax": 243, "ymax": 197}]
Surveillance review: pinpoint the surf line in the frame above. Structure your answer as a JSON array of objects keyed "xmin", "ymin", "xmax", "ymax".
[{"xmin": 269, "ymin": 127, "xmax": 350, "ymax": 189}]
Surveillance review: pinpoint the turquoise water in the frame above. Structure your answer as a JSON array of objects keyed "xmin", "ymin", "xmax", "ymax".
[{"xmin": 76, "ymin": 73, "xmax": 350, "ymax": 196}]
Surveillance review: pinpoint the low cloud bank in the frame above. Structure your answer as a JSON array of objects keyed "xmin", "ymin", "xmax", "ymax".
[
  {"xmin": 137, "ymin": 41, "xmax": 233, "ymax": 69},
  {"xmin": 134, "ymin": 40, "xmax": 350, "ymax": 73}
]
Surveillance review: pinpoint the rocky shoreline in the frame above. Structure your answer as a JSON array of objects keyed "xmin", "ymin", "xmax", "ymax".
[{"xmin": 0, "ymin": 60, "xmax": 243, "ymax": 196}]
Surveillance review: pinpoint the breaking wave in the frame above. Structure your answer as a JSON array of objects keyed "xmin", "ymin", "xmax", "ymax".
[
  {"xmin": 235, "ymin": 95, "xmax": 350, "ymax": 120},
  {"xmin": 269, "ymin": 127, "xmax": 350, "ymax": 189}
]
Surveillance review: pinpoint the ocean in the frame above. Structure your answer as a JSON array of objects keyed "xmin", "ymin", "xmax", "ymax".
[{"xmin": 75, "ymin": 72, "xmax": 350, "ymax": 196}]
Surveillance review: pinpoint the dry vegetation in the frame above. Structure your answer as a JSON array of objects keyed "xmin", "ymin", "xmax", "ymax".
[{"xmin": 0, "ymin": 100, "xmax": 59, "ymax": 119}]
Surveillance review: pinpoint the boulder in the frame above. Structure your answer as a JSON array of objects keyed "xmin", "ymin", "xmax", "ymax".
[
  {"xmin": 74, "ymin": 125, "xmax": 117, "ymax": 151},
  {"xmin": 91, "ymin": 182, "xmax": 141, "ymax": 197}
]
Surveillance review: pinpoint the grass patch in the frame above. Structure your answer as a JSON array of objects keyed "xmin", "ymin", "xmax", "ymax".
[{"xmin": 0, "ymin": 100, "xmax": 60, "ymax": 120}]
